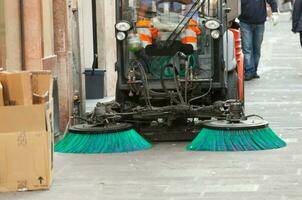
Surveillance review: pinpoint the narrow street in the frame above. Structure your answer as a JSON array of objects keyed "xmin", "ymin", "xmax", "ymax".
[{"xmin": 3, "ymin": 13, "xmax": 302, "ymax": 200}]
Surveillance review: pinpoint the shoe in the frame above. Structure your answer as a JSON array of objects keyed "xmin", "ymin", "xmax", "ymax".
[
  {"xmin": 253, "ymin": 73, "xmax": 260, "ymax": 79},
  {"xmin": 244, "ymin": 74, "xmax": 254, "ymax": 81}
]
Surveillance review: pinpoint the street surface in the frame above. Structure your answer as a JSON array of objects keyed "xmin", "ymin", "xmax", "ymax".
[{"xmin": 2, "ymin": 13, "xmax": 302, "ymax": 200}]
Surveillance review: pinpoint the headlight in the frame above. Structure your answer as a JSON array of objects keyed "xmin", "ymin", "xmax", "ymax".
[
  {"xmin": 116, "ymin": 32, "xmax": 126, "ymax": 41},
  {"xmin": 205, "ymin": 19, "xmax": 220, "ymax": 30},
  {"xmin": 211, "ymin": 30, "xmax": 220, "ymax": 39},
  {"xmin": 115, "ymin": 21, "xmax": 131, "ymax": 32}
]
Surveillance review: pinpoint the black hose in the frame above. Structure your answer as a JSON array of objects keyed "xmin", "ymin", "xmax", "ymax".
[
  {"xmin": 188, "ymin": 79, "xmax": 213, "ymax": 104},
  {"xmin": 160, "ymin": 64, "xmax": 182, "ymax": 105},
  {"xmin": 130, "ymin": 60, "xmax": 153, "ymax": 109},
  {"xmin": 172, "ymin": 63, "xmax": 185, "ymax": 104}
]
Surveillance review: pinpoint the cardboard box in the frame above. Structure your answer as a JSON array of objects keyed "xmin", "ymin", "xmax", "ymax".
[
  {"xmin": 31, "ymin": 71, "xmax": 53, "ymax": 104},
  {"xmin": 0, "ymin": 71, "xmax": 53, "ymax": 105},
  {"xmin": 0, "ymin": 71, "xmax": 53, "ymax": 192},
  {"xmin": 0, "ymin": 131, "xmax": 53, "ymax": 192},
  {"xmin": 0, "ymin": 82, "xmax": 4, "ymax": 106},
  {"xmin": 6, "ymin": 72, "xmax": 33, "ymax": 106},
  {"xmin": 0, "ymin": 72, "xmax": 10, "ymax": 105}
]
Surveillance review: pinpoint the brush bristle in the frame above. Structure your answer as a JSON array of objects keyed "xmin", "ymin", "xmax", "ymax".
[
  {"xmin": 187, "ymin": 127, "xmax": 286, "ymax": 151},
  {"xmin": 55, "ymin": 129, "xmax": 152, "ymax": 154}
]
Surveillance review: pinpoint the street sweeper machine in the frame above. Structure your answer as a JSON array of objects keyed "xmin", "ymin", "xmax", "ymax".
[{"xmin": 55, "ymin": 0, "xmax": 286, "ymax": 154}]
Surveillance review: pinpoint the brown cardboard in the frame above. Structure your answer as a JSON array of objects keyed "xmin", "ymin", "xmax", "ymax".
[
  {"xmin": 0, "ymin": 104, "xmax": 46, "ymax": 133},
  {"xmin": 0, "ymin": 131, "xmax": 53, "ymax": 192},
  {"xmin": 0, "ymin": 70, "xmax": 53, "ymax": 192},
  {"xmin": 31, "ymin": 71, "xmax": 53, "ymax": 104},
  {"xmin": 0, "ymin": 82, "xmax": 4, "ymax": 106},
  {"xmin": 6, "ymin": 72, "xmax": 33, "ymax": 105},
  {"xmin": 0, "ymin": 71, "xmax": 10, "ymax": 105},
  {"xmin": 33, "ymin": 93, "xmax": 49, "ymax": 105}
]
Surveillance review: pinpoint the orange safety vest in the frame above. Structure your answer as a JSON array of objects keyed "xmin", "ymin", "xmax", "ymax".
[
  {"xmin": 180, "ymin": 19, "xmax": 201, "ymax": 50},
  {"xmin": 136, "ymin": 19, "xmax": 159, "ymax": 48}
]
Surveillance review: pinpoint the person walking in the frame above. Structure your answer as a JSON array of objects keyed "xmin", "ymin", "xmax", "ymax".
[
  {"xmin": 239, "ymin": 0, "xmax": 279, "ymax": 81},
  {"xmin": 292, "ymin": 0, "xmax": 302, "ymax": 47}
]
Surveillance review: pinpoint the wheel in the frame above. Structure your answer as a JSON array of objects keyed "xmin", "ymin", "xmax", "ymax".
[{"xmin": 227, "ymin": 70, "xmax": 239, "ymax": 100}]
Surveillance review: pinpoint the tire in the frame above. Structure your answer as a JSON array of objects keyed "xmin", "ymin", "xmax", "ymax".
[{"xmin": 227, "ymin": 70, "xmax": 239, "ymax": 100}]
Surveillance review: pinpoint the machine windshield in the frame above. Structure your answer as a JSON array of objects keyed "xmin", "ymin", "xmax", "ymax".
[{"xmin": 121, "ymin": 0, "xmax": 218, "ymax": 80}]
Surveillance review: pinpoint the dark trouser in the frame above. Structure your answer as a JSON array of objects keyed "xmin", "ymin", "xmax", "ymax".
[
  {"xmin": 240, "ymin": 22, "xmax": 265, "ymax": 76},
  {"xmin": 300, "ymin": 32, "xmax": 302, "ymax": 47}
]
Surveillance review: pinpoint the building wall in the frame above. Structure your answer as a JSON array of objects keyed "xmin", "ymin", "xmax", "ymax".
[
  {"xmin": 0, "ymin": 0, "xmax": 71, "ymax": 132},
  {"xmin": 0, "ymin": 0, "xmax": 22, "ymax": 71},
  {"xmin": 22, "ymin": 0, "xmax": 44, "ymax": 70},
  {"xmin": 78, "ymin": 0, "xmax": 94, "ymax": 69},
  {"xmin": 0, "ymin": 0, "xmax": 118, "ymax": 132},
  {"xmin": 97, "ymin": 0, "xmax": 117, "ymax": 97},
  {"xmin": 77, "ymin": 0, "xmax": 94, "ymax": 111},
  {"xmin": 42, "ymin": 0, "xmax": 55, "ymax": 57},
  {"xmin": 0, "ymin": 0, "xmax": 5, "ymax": 68},
  {"xmin": 53, "ymin": 0, "xmax": 73, "ymax": 131}
]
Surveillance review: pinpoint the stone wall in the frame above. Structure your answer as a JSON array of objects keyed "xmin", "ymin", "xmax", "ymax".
[
  {"xmin": 96, "ymin": 0, "xmax": 117, "ymax": 97},
  {"xmin": 0, "ymin": 0, "xmax": 22, "ymax": 71}
]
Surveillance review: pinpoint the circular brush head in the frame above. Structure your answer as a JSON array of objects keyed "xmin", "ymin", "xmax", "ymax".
[
  {"xmin": 55, "ymin": 123, "xmax": 152, "ymax": 154},
  {"xmin": 68, "ymin": 123, "xmax": 134, "ymax": 134},
  {"xmin": 203, "ymin": 119, "xmax": 269, "ymax": 131},
  {"xmin": 187, "ymin": 119, "xmax": 286, "ymax": 151}
]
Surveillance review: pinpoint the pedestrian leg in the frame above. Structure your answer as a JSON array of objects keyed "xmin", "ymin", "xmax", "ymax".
[
  {"xmin": 253, "ymin": 23, "xmax": 265, "ymax": 75},
  {"xmin": 240, "ymin": 22, "xmax": 254, "ymax": 79}
]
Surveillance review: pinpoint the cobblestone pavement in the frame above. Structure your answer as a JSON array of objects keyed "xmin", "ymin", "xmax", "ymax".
[{"xmin": 2, "ymin": 14, "xmax": 302, "ymax": 200}]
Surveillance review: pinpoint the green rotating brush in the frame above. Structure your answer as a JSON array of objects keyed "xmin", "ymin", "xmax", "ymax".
[
  {"xmin": 55, "ymin": 123, "xmax": 152, "ymax": 154},
  {"xmin": 187, "ymin": 118, "xmax": 286, "ymax": 151}
]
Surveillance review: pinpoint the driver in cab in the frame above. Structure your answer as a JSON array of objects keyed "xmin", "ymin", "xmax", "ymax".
[{"xmin": 136, "ymin": 0, "xmax": 201, "ymax": 50}]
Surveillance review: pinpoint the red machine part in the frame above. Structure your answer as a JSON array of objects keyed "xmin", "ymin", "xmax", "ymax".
[{"xmin": 229, "ymin": 28, "xmax": 244, "ymax": 102}]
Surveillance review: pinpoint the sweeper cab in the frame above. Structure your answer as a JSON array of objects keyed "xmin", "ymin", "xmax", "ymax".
[
  {"xmin": 112, "ymin": 0, "xmax": 246, "ymax": 140},
  {"xmin": 55, "ymin": 0, "xmax": 286, "ymax": 153}
]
